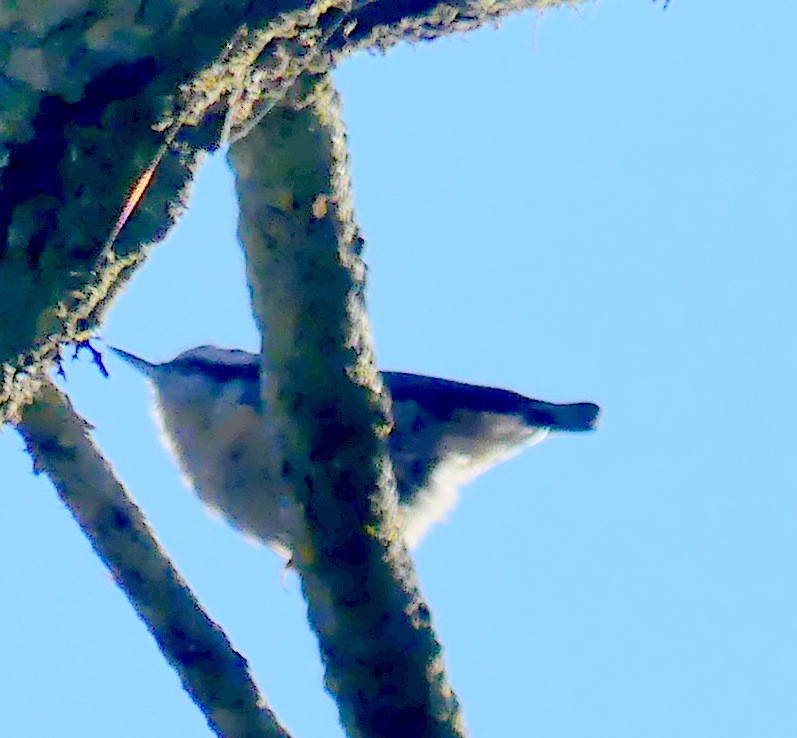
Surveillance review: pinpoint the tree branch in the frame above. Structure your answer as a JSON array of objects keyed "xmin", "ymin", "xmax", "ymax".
[
  {"xmin": 14, "ymin": 377, "xmax": 291, "ymax": 738},
  {"xmin": 333, "ymin": 0, "xmax": 576, "ymax": 54},
  {"xmin": 228, "ymin": 74, "xmax": 467, "ymax": 738}
]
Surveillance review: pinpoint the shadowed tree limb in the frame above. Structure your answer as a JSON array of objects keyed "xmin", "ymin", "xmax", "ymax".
[
  {"xmin": 15, "ymin": 378, "xmax": 292, "ymax": 738},
  {"xmin": 229, "ymin": 74, "xmax": 467, "ymax": 738}
]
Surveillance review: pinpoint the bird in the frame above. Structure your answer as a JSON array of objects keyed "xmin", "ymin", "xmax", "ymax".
[{"xmin": 110, "ymin": 345, "xmax": 600, "ymax": 558}]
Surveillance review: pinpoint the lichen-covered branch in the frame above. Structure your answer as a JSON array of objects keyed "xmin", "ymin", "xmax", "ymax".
[
  {"xmin": 15, "ymin": 377, "xmax": 291, "ymax": 738},
  {"xmin": 332, "ymin": 0, "xmax": 577, "ymax": 55},
  {"xmin": 228, "ymin": 75, "xmax": 467, "ymax": 738},
  {"xmin": 0, "ymin": 0, "xmax": 355, "ymax": 423}
]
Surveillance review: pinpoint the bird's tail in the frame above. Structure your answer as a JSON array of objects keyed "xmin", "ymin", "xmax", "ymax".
[{"xmin": 523, "ymin": 400, "xmax": 601, "ymax": 432}]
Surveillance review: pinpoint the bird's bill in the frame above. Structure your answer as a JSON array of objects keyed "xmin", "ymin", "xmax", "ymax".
[{"xmin": 107, "ymin": 346, "xmax": 158, "ymax": 376}]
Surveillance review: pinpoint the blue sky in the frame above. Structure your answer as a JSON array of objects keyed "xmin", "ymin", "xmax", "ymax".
[{"xmin": 3, "ymin": 2, "xmax": 796, "ymax": 736}]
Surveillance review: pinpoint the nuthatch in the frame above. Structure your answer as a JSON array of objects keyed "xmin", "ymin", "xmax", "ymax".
[{"xmin": 110, "ymin": 345, "xmax": 600, "ymax": 557}]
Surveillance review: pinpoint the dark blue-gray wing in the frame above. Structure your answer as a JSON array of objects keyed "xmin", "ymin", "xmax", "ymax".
[{"xmin": 383, "ymin": 372, "xmax": 600, "ymax": 432}]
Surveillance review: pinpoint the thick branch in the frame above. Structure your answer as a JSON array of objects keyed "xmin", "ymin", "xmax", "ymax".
[
  {"xmin": 15, "ymin": 377, "xmax": 291, "ymax": 738},
  {"xmin": 334, "ymin": 0, "xmax": 576, "ymax": 54},
  {"xmin": 228, "ymin": 75, "xmax": 467, "ymax": 738},
  {"xmin": 0, "ymin": 0, "xmax": 352, "ymax": 422}
]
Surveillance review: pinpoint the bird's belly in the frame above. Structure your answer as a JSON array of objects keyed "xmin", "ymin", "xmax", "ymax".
[{"xmin": 164, "ymin": 405, "xmax": 296, "ymax": 556}]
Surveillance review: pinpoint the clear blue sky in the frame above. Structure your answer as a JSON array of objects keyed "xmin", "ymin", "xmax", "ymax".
[{"xmin": 3, "ymin": 2, "xmax": 796, "ymax": 736}]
